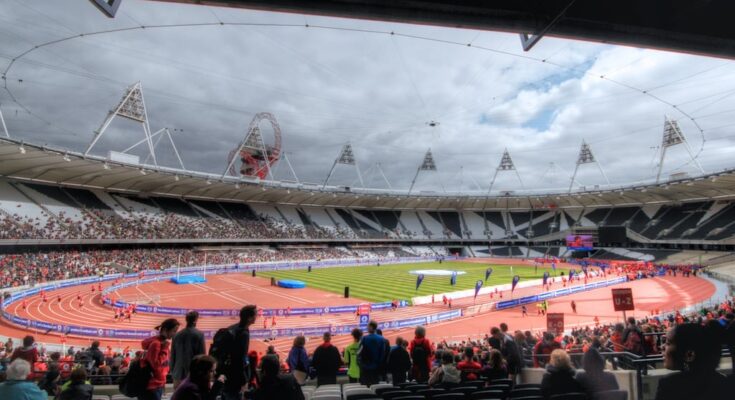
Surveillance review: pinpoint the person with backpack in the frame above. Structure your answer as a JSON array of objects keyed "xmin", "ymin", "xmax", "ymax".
[
  {"xmin": 408, "ymin": 325, "xmax": 433, "ymax": 383},
  {"xmin": 343, "ymin": 328, "xmax": 362, "ymax": 383},
  {"xmin": 311, "ymin": 332, "xmax": 342, "ymax": 386},
  {"xmin": 171, "ymin": 311, "xmax": 206, "ymax": 389},
  {"xmin": 211, "ymin": 305, "xmax": 257, "ymax": 400},
  {"xmin": 357, "ymin": 320, "xmax": 385, "ymax": 386},
  {"xmin": 139, "ymin": 318, "xmax": 180, "ymax": 400},
  {"xmin": 58, "ymin": 367, "xmax": 94, "ymax": 400}
]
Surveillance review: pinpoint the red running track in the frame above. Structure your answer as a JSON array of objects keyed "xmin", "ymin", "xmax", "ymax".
[{"xmin": 0, "ymin": 275, "xmax": 715, "ymax": 358}]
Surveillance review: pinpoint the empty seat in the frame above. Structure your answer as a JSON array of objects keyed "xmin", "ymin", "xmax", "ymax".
[
  {"xmin": 376, "ymin": 387, "xmax": 403, "ymax": 396},
  {"xmin": 432, "ymin": 394, "xmax": 465, "ymax": 400},
  {"xmin": 347, "ymin": 394, "xmax": 381, "ymax": 400},
  {"xmin": 510, "ymin": 388, "xmax": 542, "ymax": 398},
  {"xmin": 416, "ymin": 388, "xmax": 446, "ymax": 399},
  {"xmin": 406, "ymin": 384, "xmax": 429, "ymax": 392},
  {"xmin": 92, "ymin": 396, "xmax": 110, "ymax": 400},
  {"xmin": 313, "ymin": 394, "xmax": 342, "ymax": 400},
  {"xmin": 345, "ymin": 388, "xmax": 375, "ymax": 400},
  {"xmin": 383, "ymin": 390, "xmax": 413, "ymax": 400},
  {"xmin": 594, "ymin": 391, "xmax": 628, "ymax": 400},
  {"xmin": 393, "ymin": 396, "xmax": 427, "ymax": 400},
  {"xmin": 449, "ymin": 386, "xmax": 477, "ymax": 397},
  {"xmin": 470, "ymin": 390, "xmax": 505, "ymax": 400},
  {"xmin": 550, "ymin": 394, "xmax": 587, "ymax": 400}
]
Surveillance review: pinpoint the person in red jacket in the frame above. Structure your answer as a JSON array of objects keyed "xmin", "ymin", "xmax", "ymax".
[
  {"xmin": 140, "ymin": 318, "xmax": 180, "ymax": 400},
  {"xmin": 10, "ymin": 335, "xmax": 38, "ymax": 365},
  {"xmin": 408, "ymin": 326, "xmax": 433, "ymax": 383}
]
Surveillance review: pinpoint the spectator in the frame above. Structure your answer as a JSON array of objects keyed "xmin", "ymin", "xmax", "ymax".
[
  {"xmin": 171, "ymin": 354, "xmax": 217, "ymax": 400},
  {"xmin": 623, "ymin": 317, "xmax": 645, "ymax": 355},
  {"xmin": 456, "ymin": 347, "xmax": 482, "ymax": 381},
  {"xmin": 171, "ymin": 311, "xmax": 206, "ymax": 389},
  {"xmin": 311, "ymin": 332, "xmax": 341, "ymax": 386},
  {"xmin": 428, "ymin": 351, "xmax": 461, "ymax": 387},
  {"xmin": 490, "ymin": 326, "xmax": 522, "ymax": 382},
  {"xmin": 286, "ymin": 336, "xmax": 309, "ymax": 385},
  {"xmin": 58, "ymin": 367, "xmax": 93, "ymax": 400},
  {"xmin": 140, "ymin": 318, "xmax": 180, "ymax": 400},
  {"xmin": 357, "ymin": 320, "xmax": 386, "ymax": 386},
  {"xmin": 37, "ymin": 368, "xmax": 60, "ymax": 397},
  {"xmin": 344, "ymin": 328, "xmax": 362, "ymax": 383},
  {"xmin": 408, "ymin": 325, "xmax": 433, "ymax": 383},
  {"xmin": 254, "ymin": 355, "xmax": 304, "ymax": 400},
  {"xmin": 10, "ymin": 336, "xmax": 38, "ymax": 365},
  {"xmin": 376, "ymin": 329, "xmax": 391, "ymax": 382},
  {"xmin": 575, "ymin": 348, "xmax": 618, "ymax": 397},
  {"xmin": 655, "ymin": 323, "xmax": 732, "ymax": 400},
  {"xmin": 219, "ymin": 305, "xmax": 257, "ymax": 400},
  {"xmin": 0, "ymin": 359, "xmax": 46, "ymax": 400},
  {"xmin": 533, "ymin": 333, "xmax": 561, "ymax": 368},
  {"xmin": 481, "ymin": 349, "xmax": 509, "ymax": 384},
  {"xmin": 386, "ymin": 337, "xmax": 411, "ymax": 385},
  {"xmin": 86, "ymin": 341, "xmax": 104, "ymax": 372},
  {"xmin": 540, "ymin": 349, "xmax": 584, "ymax": 400}
]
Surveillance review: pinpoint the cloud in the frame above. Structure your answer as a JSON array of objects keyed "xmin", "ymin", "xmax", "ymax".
[{"xmin": 1, "ymin": 0, "xmax": 735, "ymax": 194}]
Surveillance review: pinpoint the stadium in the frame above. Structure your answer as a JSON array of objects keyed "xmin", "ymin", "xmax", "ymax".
[{"xmin": 0, "ymin": 1, "xmax": 734, "ymax": 400}]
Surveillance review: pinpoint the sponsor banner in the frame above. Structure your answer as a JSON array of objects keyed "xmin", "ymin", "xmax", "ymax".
[{"xmin": 494, "ymin": 277, "xmax": 626, "ymax": 311}]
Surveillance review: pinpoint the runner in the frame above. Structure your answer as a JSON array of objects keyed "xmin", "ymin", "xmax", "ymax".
[
  {"xmin": 571, "ymin": 300, "xmax": 577, "ymax": 314},
  {"xmin": 57, "ymin": 295, "xmax": 62, "ymax": 304},
  {"xmin": 521, "ymin": 305, "xmax": 528, "ymax": 317}
]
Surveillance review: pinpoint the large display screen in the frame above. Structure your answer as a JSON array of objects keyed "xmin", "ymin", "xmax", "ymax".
[{"xmin": 566, "ymin": 234, "xmax": 594, "ymax": 251}]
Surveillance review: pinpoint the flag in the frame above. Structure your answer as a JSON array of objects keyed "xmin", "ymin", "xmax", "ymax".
[
  {"xmin": 543, "ymin": 271, "xmax": 550, "ymax": 286},
  {"xmin": 551, "ymin": 262, "xmax": 556, "ymax": 271},
  {"xmin": 474, "ymin": 280, "xmax": 483, "ymax": 299},
  {"xmin": 511, "ymin": 275, "xmax": 520, "ymax": 292},
  {"xmin": 415, "ymin": 274, "xmax": 425, "ymax": 291},
  {"xmin": 485, "ymin": 267, "xmax": 493, "ymax": 282},
  {"xmin": 450, "ymin": 271, "xmax": 457, "ymax": 286}
]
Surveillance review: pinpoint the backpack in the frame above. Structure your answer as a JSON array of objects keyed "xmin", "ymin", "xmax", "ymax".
[
  {"xmin": 209, "ymin": 327, "xmax": 236, "ymax": 374},
  {"xmin": 118, "ymin": 356, "xmax": 152, "ymax": 397},
  {"xmin": 410, "ymin": 341, "xmax": 428, "ymax": 372}
]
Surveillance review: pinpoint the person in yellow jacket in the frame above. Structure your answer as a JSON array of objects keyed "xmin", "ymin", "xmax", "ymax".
[{"xmin": 343, "ymin": 328, "xmax": 362, "ymax": 383}]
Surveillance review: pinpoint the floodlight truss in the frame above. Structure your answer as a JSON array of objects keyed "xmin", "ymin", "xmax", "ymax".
[
  {"xmin": 488, "ymin": 149, "xmax": 524, "ymax": 195},
  {"xmin": 568, "ymin": 139, "xmax": 609, "ymax": 193},
  {"xmin": 0, "ymin": 103, "xmax": 8, "ymax": 138},
  {"xmin": 85, "ymin": 82, "xmax": 157, "ymax": 166},
  {"xmin": 408, "ymin": 148, "xmax": 439, "ymax": 194},
  {"xmin": 323, "ymin": 143, "xmax": 364, "ymax": 188},
  {"xmin": 656, "ymin": 116, "xmax": 704, "ymax": 183}
]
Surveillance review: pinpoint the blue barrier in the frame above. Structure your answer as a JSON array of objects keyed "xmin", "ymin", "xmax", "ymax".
[
  {"xmin": 170, "ymin": 275, "xmax": 207, "ymax": 284},
  {"xmin": 495, "ymin": 277, "xmax": 628, "ymax": 310}
]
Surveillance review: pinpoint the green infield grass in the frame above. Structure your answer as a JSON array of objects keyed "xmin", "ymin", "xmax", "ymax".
[{"xmin": 259, "ymin": 261, "xmax": 563, "ymax": 303}]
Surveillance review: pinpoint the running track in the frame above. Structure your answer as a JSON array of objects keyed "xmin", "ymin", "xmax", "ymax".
[{"xmin": 0, "ymin": 274, "xmax": 715, "ymax": 357}]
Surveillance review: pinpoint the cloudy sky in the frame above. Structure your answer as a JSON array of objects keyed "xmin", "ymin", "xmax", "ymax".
[{"xmin": 2, "ymin": 0, "xmax": 735, "ymax": 194}]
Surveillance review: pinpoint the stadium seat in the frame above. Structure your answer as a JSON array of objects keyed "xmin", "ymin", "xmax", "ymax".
[
  {"xmin": 510, "ymin": 388, "xmax": 542, "ymax": 398},
  {"xmin": 487, "ymin": 384, "xmax": 510, "ymax": 394},
  {"xmin": 432, "ymin": 394, "xmax": 465, "ymax": 400},
  {"xmin": 470, "ymin": 390, "xmax": 505, "ymax": 400},
  {"xmin": 347, "ymin": 394, "xmax": 381, "ymax": 400},
  {"xmin": 111, "ymin": 395, "xmax": 135, "ymax": 400},
  {"xmin": 550, "ymin": 394, "xmax": 587, "ymax": 400},
  {"xmin": 511, "ymin": 397, "xmax": 542, "ymax": 400},
  {"xmin": 448, "ymin": 386, "xmax": 477, "ymax": 397},
  {"xmin": 376, "ymin": 387, "xmax": 403, "ymax": 396},
  {"xmin": 313, "ymin": 394, "xmax": 342, "ymax": 400},
  {"xmin": 92, "ymin": 396, "xmax": 110, "ymax": 400},
  {"xmin": 594, "ymin": 390, "xmax": 628, "ymax": 400},
  {"xmin": 406, "ymin": 384, "xmax": 429, "ymax": 392},
  {"xmin": 371, "ymin": 383, "xmax": 395, "ymax": 392},
  {"xmin": 382, "ymin": 390, "xmax": 412, "ymax": 400},
  {"xmin": 463, "ymin": 381, "xmax": 486, "ymax": 389},
  {"xmin": 344, "ymin": 388, "xmax": 376, "ymax": 400},
  {"xmin": 492, "ymin": 378, "xmax": 513, "ymax": 387},
  {"xmin": 416, "ymin": 388, "xmax": 446, "ymax": 399},
  {"xmin": 393, "ymin": 396, "xmax": 426, "ymax": 400},
  {"xmin": 513, "ymin": 384, "xmax": 541, "ymax": 390}
]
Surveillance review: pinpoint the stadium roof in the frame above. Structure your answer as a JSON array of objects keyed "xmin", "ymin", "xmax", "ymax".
[
  {"xmin": 3, "ymin": 138, "xmax": 735, "ymax": 210},
  {"xmin": 150, "ymin": 0, "xmax": 735, "ymax": 60}
]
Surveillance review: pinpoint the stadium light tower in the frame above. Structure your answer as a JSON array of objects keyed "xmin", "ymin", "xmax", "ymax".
[
  {"xmin": 568, "ymin": 139, "xmax": 609, "ymax": 193},
  {"xmin": 408, "ymin": 148, "xmax": 438, "ymax": 194},
  {"xmin": 655, "ymin": 116, "xmax": 704, "ymax": 183},
  {"xmin": 85, "ymin": 82, "xmax": 158, "ymax": 166},
  {"xmin": 322, "ymin": 143, "xmax": 364, "ymax": 188},
  {"xmin": 0, "ymin": 103, "xmax": 9, "ymax": 138},
  {"xmin": 487, "ymin": 149, "xmax": 523, "ymax": 195}
]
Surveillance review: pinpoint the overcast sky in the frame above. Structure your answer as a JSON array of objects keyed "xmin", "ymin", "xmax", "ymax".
[{"xmin": 2, "ymin": 0, "xmax": 735, "ymax": 194}]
